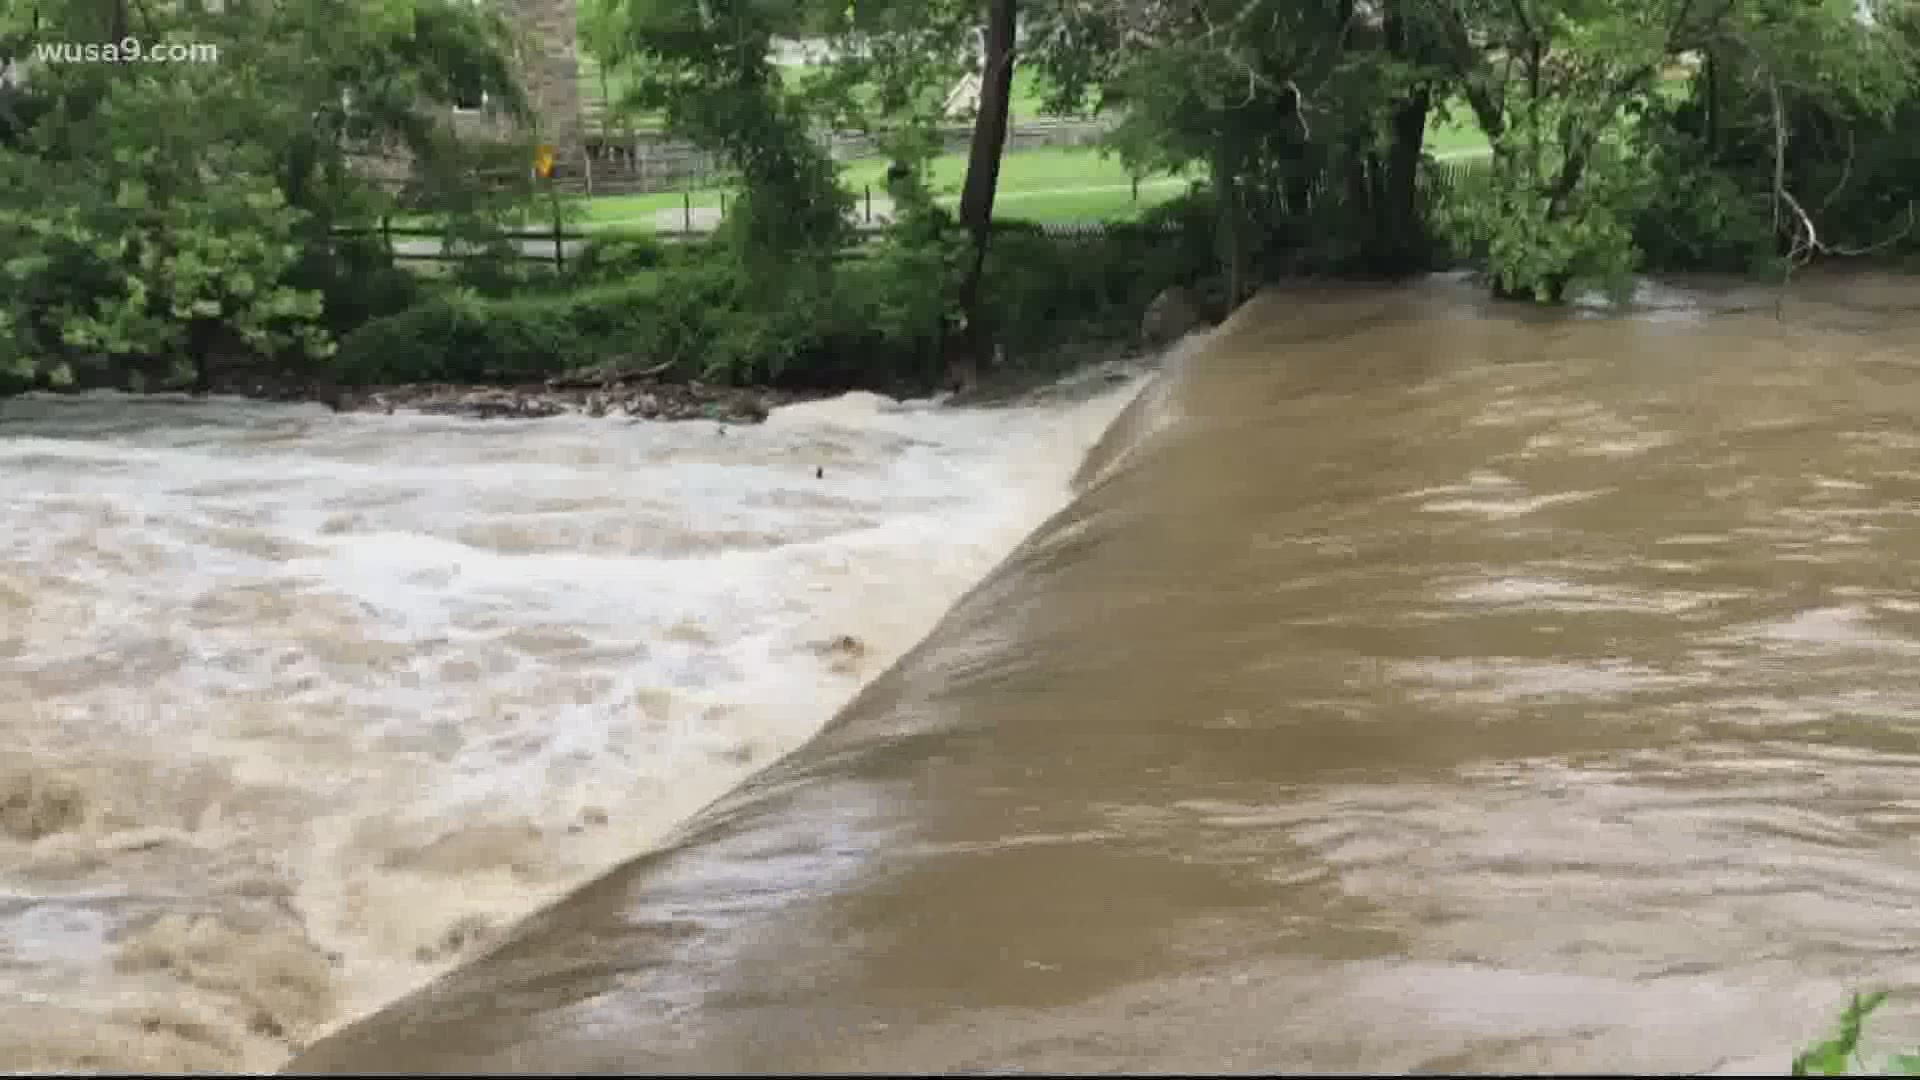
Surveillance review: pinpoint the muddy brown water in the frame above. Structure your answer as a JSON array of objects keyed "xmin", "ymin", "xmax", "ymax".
[
  {"xmin": 284, "ymin": 272, "xmax": 1920, "ymax": 1074},
  {"xmin": 0, "ymin": 377, "xmax": 1135, "ymax": 1070},
  {"xmin": 20, "ymin": 271, "xmax": 1920, "ymax": 1072}
]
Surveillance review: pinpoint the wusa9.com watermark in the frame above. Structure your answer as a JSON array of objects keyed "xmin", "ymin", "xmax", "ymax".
[{"xmin": 31, "ymin": 38, "xmax": 220, "ymax": 65}]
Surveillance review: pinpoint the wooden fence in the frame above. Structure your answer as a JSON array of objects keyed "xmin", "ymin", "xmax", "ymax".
[
  {"xmin": 337, "ymin": 155, "xmax": 1495, "ymax": 270},
  {"xmin": 572, "ymin": 116, "xmax": 1115, "ymax": 198}
]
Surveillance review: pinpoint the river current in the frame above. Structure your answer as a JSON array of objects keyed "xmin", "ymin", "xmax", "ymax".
[
  {"xmin": 0, "ymin": 371, "xmax": 1140, "ymax": 1070},
  {"xmin": 294, "ymin": 272, "xmax": 1920, "ymax": 1075},
  {"xmin": 16, "ymin": 271, "xmax": 1920, "ymax": 1073}
]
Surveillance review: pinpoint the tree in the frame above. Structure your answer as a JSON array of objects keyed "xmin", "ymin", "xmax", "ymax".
[
  {"xmin": 595, "ymin": 0, "xmax": 851, "ymax": 263},
  {"xmin": 1025, "ymin": 0, "xmax": 1443, "ymax": 295},
  {"xmin": 0, "ymin": 0, "xmax": 531, "ymax": 388},
  {"xmin": 1417, "ymin": 0, "xmax": 1909, "ymax": 300},
  {"xmin": 949, "ymin": 0, "xmax": 1016, "ymax": 389}
]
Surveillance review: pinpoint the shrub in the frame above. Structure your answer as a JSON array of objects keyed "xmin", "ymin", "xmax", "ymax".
[
  {"xmin": 1629, "ymin": 133, "xmax": 1777, "ymax": 275},
  {"xmin": 333, "ymin": 286, "xmax": 590, "ymax": 385},
  {"xmin": 568, "ymin": 229, "xmax": 665, "ymax": 285},
  {"xmin": 290, "ymin": 237, "xmax": 427, "ymax": 335},
  {"xmin": 1794, "ymin": 991, "xmax": 1920, "ymax": 1076},
  {"xmin": 976, "ymin": 217, "xmax": 1208, "ymax": 350},
  {"xmin": 980, "ymin": 228, "xmax": 1090, "ymax": 346},
  {"xmin": 329, "ymin": 217, "xmax": 1192, "ymax": 395}
]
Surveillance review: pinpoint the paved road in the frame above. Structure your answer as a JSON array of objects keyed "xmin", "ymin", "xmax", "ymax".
[
  {"xmin": 649, "ymin": 202, "xmax": 898, "ymax": 233},
  {"xmin": 389, "ymin": 236, "xmax": 593, "ymax": 261}
]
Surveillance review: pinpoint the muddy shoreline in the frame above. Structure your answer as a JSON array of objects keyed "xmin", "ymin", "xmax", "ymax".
[
  {"xmin": 179, "ymin": 337, "xmax": 1163, "ymax": 423},
  {"xmin": 188, "ymin": 357, "xmax": 830, "ymax": 423}
]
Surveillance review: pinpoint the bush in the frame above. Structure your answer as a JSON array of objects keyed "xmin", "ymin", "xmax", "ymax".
[
  {"xmin": 450, "ymin": 240, "xmax": 546, "ymax": 298},
  {"xmin": 329, "ymin": 218, "xmax": 1195, "ymax": 394},
  {"xmin": 980, "ymin": 228, "xmax": 1089, "ymax": 346},
  {"xmin": 1628, "ymin": 128, "xmax": 1777, "ymax": 275},
  {"xmin": 977, "ymin": 216, "xmax": 1209, "ymax": 349},
  {"xmin": 291, "ymin": 237, "xmax": 427, "ymax": 334},
  {"xmin": 568, "ymin": 229, "xmax": 665, "ymax": 285},
  {"xmin": 333, "ymin": 286, "xmax": 592, "ymax": 385}
]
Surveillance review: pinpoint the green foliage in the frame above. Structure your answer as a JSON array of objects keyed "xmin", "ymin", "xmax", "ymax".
[
  {"xmin": 1628, "ymin": 115, "xmax": 1778, "ymax": 274},
  {"xmin": 334, "ymin": 285, "xmax": 590, "ymax": 385},
  {"xmin": 1792, "ymin": 991, "xmax": 1920, "ymax": 1076},
  {"xmin": 335, "ymin": 253, "xmax": 864, "ymax": 389},
  {"xmin": 1439, "ymin": 130, "xmax": 1644, "ymax": 301},
  {"xmin": 568, "ymin": 229, "xmax": 666, "ymax": 285},
  {"xmin": 0, "ymin": 80, "xmax": 330, "ymax": 381},
  {"xmin": 291, "ymin": 235, "xmax": 429, "ymax": 334},
  {"xmin": 16, "ymin": 0, "xmax": 1920, "ymax": 406},
  {"xmin": 604, "ymin": 0, "xmax": 850, "ymax": 263},
  {"xmin": 0, "ymin": 0, "xmax": 535, "ymax": 391},
  {"xmin": 975, "ymin": 215, "xmax": 1212, "ymax": 348},
  {"xmin": 801, "ymin": 0, "xmax": 977, "ymax": 132},
  {"xmin": 329, "ymin": 212, "xmax": 1197, "ymax": 394},
  {"xmin": 1696, "ymin": 3, "xmax": 1920, "ymax": 262}
]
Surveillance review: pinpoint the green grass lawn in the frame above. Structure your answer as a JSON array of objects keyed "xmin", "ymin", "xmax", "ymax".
[
  {"xmin": 431, "ymin": 67, "xmax": 1702, "ymax": 232},
  {"xmin": 1423, "ymin": 73, "xmax": 1687, "ymax": 158},
  {"xmin": 569, "ymin": 144, "xmax": 1194, "ymax": 228},
  {"xmin": 1427, "ymin": 102, "xmax": 1489, "ymax": 158}
]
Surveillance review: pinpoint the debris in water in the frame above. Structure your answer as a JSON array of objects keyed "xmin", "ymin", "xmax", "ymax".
[
  {"xmin": 565, "ymin": 807, "xmax": 611, "ymax": 835},
  {"xmin": 811, "ymin": 634, "xmax": 866, "ymax": 674},
  {"xmin": 413, "ymin": 914, "xmax": 493, "ymax": 965}
]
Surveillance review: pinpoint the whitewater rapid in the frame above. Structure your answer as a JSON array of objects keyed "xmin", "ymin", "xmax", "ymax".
[{"xmin": 0, "ymin": 373, "xmax": 1142, "ymax": 1070}]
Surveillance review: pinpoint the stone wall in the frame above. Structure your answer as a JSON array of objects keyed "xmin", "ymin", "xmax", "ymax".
[
  {"xmin": 450, "ymin": 0, "xmax": 583, "ymax": 154},
  {"xmin": 513, "ymin": 0, "xmax": 582, "ymax": 153}
]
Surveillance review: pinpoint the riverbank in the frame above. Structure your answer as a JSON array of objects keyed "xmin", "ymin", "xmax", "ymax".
[
  {"xmin": 330, "ymin": 365, "xmax": 822, "ymax": 423},
  {"xmin": 319, "ymin": 344, "xmax": 1154, "ymax": 422},
  {"xmin": 177, "ymin": 339, "xmax": 1159, "ymax": 425},
  {"xmin": 163, "ymin": 286, "xmax": 1204, "ymax": 422}
]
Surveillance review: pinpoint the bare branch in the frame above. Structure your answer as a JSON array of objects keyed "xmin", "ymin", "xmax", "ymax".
[
  {"xmin": 1760, "ymin": 61, "xmax": 1913, "ymax": 313},
  {"xmin": 1779, "ymin": 187, "xmax": 1916, "ymax": 262},
  {"xmin": 1768, "ymin": 65, "xmax": 1786, "ymax": 236},
  {"xmin": 1817, "ymin": 128, "xmax": 1854, "ymax": 213}
]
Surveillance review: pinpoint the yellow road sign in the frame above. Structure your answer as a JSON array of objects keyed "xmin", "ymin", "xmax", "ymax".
[{"xmin": 534, "ymin": 145, "xmax": 554, "ymax": 179}]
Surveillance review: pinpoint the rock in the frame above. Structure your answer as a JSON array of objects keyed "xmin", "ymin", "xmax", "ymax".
[
  {"xmin": 0, "ymin": 770, "xmax": 87, "ymax": 841},
  {"xmin": 413, "ymin": 914, "xmax": 493, "ymax": 965},
  {"xmin": 1141, "ymin": 285, "xmax": 1203, "ymax": 347},
  {"xmin": 328, "ymin": 376, "xmax": 821, "ymax": 425},
  {"xmin": 812, "ymin": 634, "xmax": 867, "ymax": 675}
]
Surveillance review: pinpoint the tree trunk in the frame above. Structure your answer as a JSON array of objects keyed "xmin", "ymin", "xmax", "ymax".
[
  {"xmin": 1378, "ymin": 1, "xmax": 1431, "ymax": 273},
  {"xmin": 1211, "ymin": 134, "xmax": 1246, "ymax": 308},
  {"xmin": 1491, "ymin": 269, "xmax": 1569, "ymax": 303},
  {"xmin": 1703, "ymin": 48, "xmax": 1720, "ymax": 157},
  {"xmin": 1378, "ymin": 87, "xmax": 1431, "ymax": 271},
  {"xmin": 949, "ymin": 0, "xmax": 1016, "ymax": 392}
]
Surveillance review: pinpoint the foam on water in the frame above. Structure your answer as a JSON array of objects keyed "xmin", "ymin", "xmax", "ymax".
[{"xmin": 0, "ymin": 378, "xmax": 1142, "ymax": 1070}]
